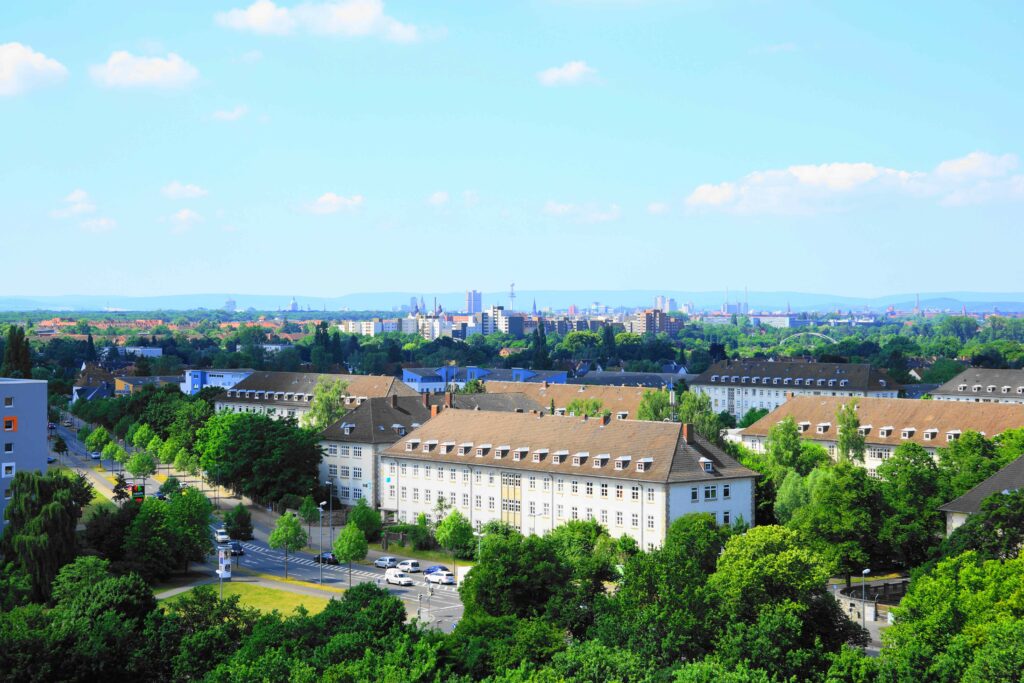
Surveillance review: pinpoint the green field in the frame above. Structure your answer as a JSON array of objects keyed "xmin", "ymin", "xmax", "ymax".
[{"xmin": 160, "ymin": 582, "xmax": 332, "ymax": 615}]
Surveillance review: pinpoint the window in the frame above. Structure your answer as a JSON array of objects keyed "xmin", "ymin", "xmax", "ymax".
[
  {"xmin": 723, "ymin": 510, "xmax": 731, "ymax": 525},
  {"xmin": 412, "ymin": 488, "xmax": 419, "ymax": 501},
  {"xmin": 352, "ymin": 488, "xmax": 363, "ymax": 500},
  {"xmin": 586, "ymin": 508, "xmax": 594, "ymax": 520},
  {"xmin": 424, "ymin": 489, "xmax": 431, "ymax": 503},
  {"xmin": 528, "ymin": 475, "xmax": 536, "ymax": 490},
  {"xmin": 600, "ymin": 509, "xmax": 608, "ymax": 524},
  {"xmin": 424, "ymin": 465, "xmax": 432, "ymax": 479},
  {"xmin": 557, "ymin": 480, "xmax": 564, "ymax": 493},
  {"xmin": 388, "ymin": 485, "xmax": 395, "ymax": 498},
  {"xmin": 616, "ymin": 484, "xmax": 623, "ymax": 499},
  {"xmin": 412, "ymin": 465, "xmax": 419, "ymax": 477},
  {"xmin": 327, "ymin": 444, "xmax": 338, "ymax": 456},
  {"xmin": 647, "ymin": 515, "xmax": 655, "ymax": 529},
  {"xmin": 704, "ymin": 485, "xmax": 717, "ymax": 500},
  {"xmin": 543, "ymin": 502, "xmax": 550, "ymax": 516},
  {"xmin": 723, "ymin": 484, "xmax": 731, "ymax": 500},
  {"xmin": 401, "ymin": 487, "xmax": 407, "ymax": 500},
  {"xmin": 646, "ymin": 488, "xmax": 654, "ymax": 502},
  {"xmin": 463, "ymin": 469, "xmax": 470, "ymax": 483},
  {"xmin": 339, "ymin": 445, "xmax": 350, "ymax": 456},
  {"xmin": 543, "ymin": 478, "xmax": 550, "ymax": 491},
  {"xmin": 475, "ymin": 471, "xmax": 481, "ymax": 483},
  {"xmin": 488, "ymin": 496, "xmax": 495, "ymax": 510},
  {"xmin": 571, "ymin": 506, "xmax": 579, "ymax": 520},
  {"xmin": 571, "ymin": 480, "xmax": 579, "ymax": 493},
  {"xmin": 488, "ymin": 473, "xmax": 495, "ymax": 484},
  {"xmin": 338, "ymin": 466, "xmax": 350, "ymax": 477},
  {"xmin": 389, "ymin": 462, "xmax": 397, "ymax": 474},
  {"xmin": 339, "ymin": 486, "xmax": 351, "ymax": 499},
  {"xmin": 2, "ymin": 397, "xmax": 11, "ymax": 407},
  {"xmin": 631, "ymin": 513, "xmax": 639, "ymax": 528},
  {"xmin": 2, "ymin": 462, "xmax": 14, "ymax": 478},
  {"xmin": 352, "ymin": 467, "xmax": 362, "ymax": 479},
  {"xmin": 691, "ymin": 487, "xmax": 698, "ymax": 503},
  {"xmin": 2, "ymin": 418, "xmax": 15, "ymax": 432},
  {"xmin": 475, "ymin": 495, "xmax": 481, "ymax": 509},
  {"xmin": 352, "ymin": 446, "xmax": 362, "ymax": 458},
  {"xmin": 631, "ymin": 485, "xmax": 640, "ymax": 501},
  {"xmin": 449, "ymin": 492, "xmax": 456, "ymax": 505},
  {"xmin": 4, "ymin": 443, "xmax": 11, "ymax": 453},
  {"xmin": 451, "ymin": 469, "xmax": 457, "ymax": 481},
  {"xmin": 527, "ymin": 500, "xmax": 536, "ymax": 515},
  {"xmin": 600, "ymin": 483, "xmax": 608, "ymax": 497},
  {"xmin": 585, "ymin": 481, "xmax": 593, "ymax": 496},
  {"xmin": 328, "ymin": 464, "xmax": 338, "ymax": 477},
  {"xmin": 616, "ymin": 511, "xmax": 623, "ymax": 526},
  {"xmin": 400, "ymin": 463, "xmax": 407, "ymax": 475}
]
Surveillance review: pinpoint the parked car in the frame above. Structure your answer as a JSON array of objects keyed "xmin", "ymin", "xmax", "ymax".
[
  {"xmin": 150, "ymin": 491, "xmax": 167, "ymax": 501},
  {"xmin": 426, "ymin": 571, "xmax": 456, "ymax": 585},
  {"xmin": 47, "ymin": 422, "xmax": 56, "ymax": 430},
  {"xmin": 313, "ymin": 552, "xmax": 339, "ymax": 565},
  {"xmin": 89, "ymin": 451, "xmax": 101, "ymax": 460},
  {"xmin": 46, "ymin": 455, "xmax": 57, "ymax": 464},
  {"xmin": 62, "ymin": 419, "xmax": 73, "ymax": 427},
  {"xmin": 374, "ymin": 556, "xmax": 399, "ymax": 569},
  {"xmin": 397, "ymin": 560, "xmax": 421, "ymax": 573},
  {"xmin": 213, "ymin": 528, "xmax": 231, "ymax": 544},
  {"xmin": 385, "ymin": 568, "xmax": 413, "ymax": 586},
  {"xmin": 424, "ymin": 565, "xmax": 449, "ymax": 575},
  {"xmin": 228, "ymin": 541, "xmax": 245, "ymax": 556}
]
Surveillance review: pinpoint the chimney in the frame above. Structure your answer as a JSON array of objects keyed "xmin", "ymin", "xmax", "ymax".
[
  {"xmin": 682, "ymin": 423, "xmax": 695, "ymax": 444},
  {"xmin": 445, "ymin": 392, "xmax": 453, "ymax": 409},
  {"xmin": 430, "ymin": 404, "xmax": 438, "ymax": 418},
  {"xmin": 543, "ymin": 380, "xmax": 549, "ymax": 388},
  {"xmin": 390, "ymin": 394, "xmax": 398, "ymax": 409},
  {"xmin": 602, "ymin": 413, "xmax": 611, "ymax": 426},
  {"xmin": 582, "ymin": 414, "xmax": 588, "ymax": 423},
  {"xmin": 422, "ymin": 393, "xmax": 430, "ymax": 408}
]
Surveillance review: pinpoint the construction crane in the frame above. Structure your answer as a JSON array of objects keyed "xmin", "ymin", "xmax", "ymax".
[{"xmin": 508, "ymin": 283, "xmax": 516, "ymax": 312}]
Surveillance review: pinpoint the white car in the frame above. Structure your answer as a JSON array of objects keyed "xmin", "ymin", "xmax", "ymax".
[
  {"xmin": 385, "ymin": 568, "xmax": 413, "ymax": 586},
  {"xmin": 397, "ymin": 560, "xmax": 421, "ymax": 573},
  {"xmin": 374, "ymin": 556, "xmax": 399, "ymax": 569},
  {"xmin": 214, "ymin": 528, "xmax": 231, "ymax": 544},
  {"xmin": 426, "ymin": 571, "xmax": 455, "ymax": 585}
]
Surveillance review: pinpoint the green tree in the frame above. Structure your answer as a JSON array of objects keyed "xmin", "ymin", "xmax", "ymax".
[
  {"xmin": 458, "ymin": 378, "xmax": 486, "ymax": 394},
  {"xmin": 637, "ymin": 389, "xmax": 672, "ymax": 421},
  {"xmin": 738, "ymin": 407, "xmax": 769, "ymax": 428},
  {"xmin": 302, "ymin": 376, "xmax": 349, "ymax": 430},
  {"xmin": 268, "ymin": 512, "xmax": 306, "ymax": 578},
  {"xmin": 159, "ymin": 475, "xmax": 181, "ymax": 496},
  {"xmin": 224, "ymin": 503, "xmax": 254, "ymax": 540},
  {"xmin": 435, "ymin": 509, "xmax": 474, "ymax": 581},
  {"xmin": 113, "ymin": 472, "xmax": 131, "ymax": 504},
  {"xmin": 84, "ymin": 426, "xmax": 111, "ymax": 453},
  {"xmin": 0, "ymin": 325, "xmax": 32, "ymax": 378},
  {"xmin": 937, "ymin": 431, "xmax": 1005, "ymax": 501},
  {"xmin": 53, "ymin": 435, "xmax": 68, "ymax": 463},
  {"xmin": 565, "ymin": 397, "xmax": 605, "ymax": 417},
  {"xmin": 773, "ymin": 470, "xmax": 808, "ymax": 524},
  {"xmin": 348, "ymin": 496, "xmax": 383, "ymax": 542},
  {"xmin": 132, "ymin": 423, "xmax": 156, "ymax": 450},
  {"xmin": 835, "ymin": 400, "xmax": 865, "ymax": 462},
  {"xmin": 298, "ymin": 495, "xmax": 319, "ymax": 541},
  {"xmin": 166, "ymin": 487, "xmax": 213, "ymax": 571},
  {"xmin": 939, "ymin": 488, "xmax": 1024, "ymax": 561},
  {"xmin": 123, "ymin": 497, "xmax": 174, "ymax": 581},
  {"xmin": 333, "ymin": 520, "xmax": 369, "ymax": 587},
  {"xmin": 766, "ymin": 417, "xmax": 803, "ymax": 474},
  {"xmin": 877, "ymin": 442, "xmax": 944, "ymax": 568},
  {"xmin": 126, "ymin": 451, "xmax": 157, "ymax": 484},
  {"xmin": 676, "ymin": 391, "xmax": 724, "ymax": 444}
]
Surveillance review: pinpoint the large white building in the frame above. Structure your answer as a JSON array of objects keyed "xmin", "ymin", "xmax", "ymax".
[
  {"xmin": 738, "ymin": 396, "xmax": 1024, "ymax": 477},
  {"xmin": 379, "ymin": 410, "xmax": 757, "ymax": 550},
  {"xmin": 1, "ymin": 379, "xmax": 48, "ymax": 529},
  {"xmin": 180, "ymin": 368, "xmax": 254, "ymax": 395},
  {"xmin": 691, "ymin": 359, "xmax": 899, "ymax": 421},
  {"xmin": 931, "ymin": 368, "xmax": 1024, "ymax": 404}
]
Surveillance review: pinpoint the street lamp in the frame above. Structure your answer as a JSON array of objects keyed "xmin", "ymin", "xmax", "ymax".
[
  {"xmin": 861, "ymin": 568, "xmax": 871, "ymax": 629},
  {"xmin": 325, "ymin": 479, "xmax": 335, "ymax": 546},
  {"xmin": 318, "ymin": 501, "xmax": 327, "ymax": 585}
]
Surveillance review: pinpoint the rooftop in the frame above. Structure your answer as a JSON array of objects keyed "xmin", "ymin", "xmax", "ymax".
[
  {"xmin": 932, "ymin": 368, "xmax": 1024, "ymax": 398},
  {"xmin": 692, "ymin": 359, "xmax": 898, "ymax": 391},
  {"xmin": 939, "ymin": 455, "xmax": 1024, "ymax": 515},
  {"xmin": 482, "ymin": 380, "xmax": 655, "ymax": 419}
]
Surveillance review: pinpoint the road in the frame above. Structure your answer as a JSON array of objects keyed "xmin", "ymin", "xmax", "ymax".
[{"xmin": 53, "ymin": 413, "xmax": 463, "ymax": 631}]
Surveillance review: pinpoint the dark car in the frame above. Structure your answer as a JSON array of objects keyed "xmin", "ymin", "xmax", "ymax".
[
  {"xmin": 46, "ymin": 455, "xmax": 57, "ymax": 464},
  {"xmin": 313, "ymin": 552, "xmax": 339, "ymax": 565},
  {"xmin": 229, "ymin": 541, "xmax": 245, "ymax": 556},
  {"xmin": 424, "ymin": 565, "xmax": 450, "ymax": 575}
]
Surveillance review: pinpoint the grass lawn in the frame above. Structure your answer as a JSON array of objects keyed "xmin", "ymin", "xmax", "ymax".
[
  {"xmin": 82, "ymin": 489, "xmax": 116, "ymax": 521},
  {"xmin": 160, "ymin": 582, "xmax": 331, "ymax": 614},
  {"xmin": 828, "ymin": 571, "xmax": 905, "ymax": 586}
]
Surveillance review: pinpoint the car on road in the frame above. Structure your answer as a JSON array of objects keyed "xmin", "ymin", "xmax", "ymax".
[
  {"xmin": 424, "ymin": 565, "xmax": 449, "ymax": 575},
  {"xmin": 374, "ymin": 556, "xmax": 399, "ymax": 568},
  {"xmin": 228, "ymin": 541, "xmax": 245, "ymax": 556},
  {"xmin": 213, "ymin": 528, "xmax": 231, "ymax": 544},
  {"xmin": 46, "ymin": 455, "xmax": 57, "ymax": 464},
  {"xmin": 385, "ymin": 568, "xmax": 413, "ymax": 586},
  {"xmin": 89, "ymin": 451, "xmax": 101, "ymax": 460},
  {"xmin": 150, "ymin": 491, "xmax": 167, "ymax": 501},
  {"xmin": 313, "ymin": 552, "xmax": 339, "ymax": 565},
  {"xmin": 48, "ymin": 422, "xmax": 56, "ymax": 430},
  {"xmin": 397, "ymin": 560, "xmax": 421, "ymax": 573},
  {"xmin": 426, "ymin": 571, "xmax": 456, "ymax": 585},
  {"xmin": 62, "ymin": 419, "xmax": 72, "ymax": 427}
]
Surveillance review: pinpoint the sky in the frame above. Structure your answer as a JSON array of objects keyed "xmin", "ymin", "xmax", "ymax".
[{"xmin": 2, "ymin": 1, "xmax": 1023, "ymax": 299}]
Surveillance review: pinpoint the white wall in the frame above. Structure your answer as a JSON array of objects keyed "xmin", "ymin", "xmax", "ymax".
[{"xmin": 668, "ymin": 477, "xmax": 754, "ymax": 528}]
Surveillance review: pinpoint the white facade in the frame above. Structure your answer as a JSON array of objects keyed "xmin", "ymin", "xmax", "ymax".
[
  {"xmin": 694, "ymin": 383, "xmax": 898, "ymax": 421},
  {"xmin": 180, "ymin": 368, "xmax": 253, "ymax": 395},
  {"xmin": 319, "ymin": 438, "xmax": 380, "ymax": 508}
]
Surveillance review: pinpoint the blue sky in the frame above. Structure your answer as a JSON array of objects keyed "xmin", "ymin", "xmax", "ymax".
[{"xmin": 2, "ymin": 1, "xmax": 1022, "ymax": 298}]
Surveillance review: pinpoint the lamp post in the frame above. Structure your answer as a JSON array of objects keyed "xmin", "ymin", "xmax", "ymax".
[
  {"xmin": 325, "ymin": 479, "xmax": 335, "ymax": 546},
  {"xmin": 861, "ymin": 568, "xmax": 871, "ymax": 629},
  {"xmin": 318, "ymin": 501, "xmax": 327, "ymax": 585}
]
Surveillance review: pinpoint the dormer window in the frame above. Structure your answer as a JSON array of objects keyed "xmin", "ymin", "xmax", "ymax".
[
  {"xmin": 817, "ymin": 379, "xmax": 826, "ymax": 387},
  {"xmin": 879, "ymin": 426, "xmax": 893, "ymax": 437},
  {"xmin": 923, "ymin": 428, "xmax": 938, "ymax": 441},
  {"xmin": 458, "ymin": 442, "xmax": 474, "ymax": 456},
  {"xmin": 972, "ymin": 385, "xmax": 981, "ymax": 393},
  {"xmin": 901, "ymin": 428, "xmax": 915, "ymax": 439},
  {"xmin": 711, "ymin": 375, "xmax": 718, "ymax": 382},
  {"xmin": 946, "ymin": 430, "xmax": 961, "ymax": 442},
  {"xmin": 840, "ymin": 379, "xmax": 848, "ymax": 387},
  {"xmin": 816, "ymin": 422, "xmax": 831, "ymax": 434},
  {"xmin": 794, "ymin": 379, "xmax": 802, "ymax": 386},
  {"xmin": 762, "ymin": 377, "xmax": 770, "ymax": 385},
  {"xmin": 422, "ymin": 439, "xmax": 438, "ymax": 453},
  {"xmin": 1002, "ymin": 386, "xmax": 1012, "ymax": 394},
  {"xmin": 477, "ymin": 443, "xmax": 492, "ymax": 457},
  {"xmin": 440, "ymin": 441, "xmax": 455, "ymax": 454},
  {"xmin": 987, "ymin": 385, "xmax": 997, "ymax": 393},
  {"xmin": 798, "ymin": 421, "xmax": 810, "ymax": 433},
  {"xmin": 699, "ymin": 456, "xmax": 714, "ymax": 473},
  {"xmin": 572, "ymin": 455, "xmax": 581, "ymax": 466},
  {"xmin": 555, "ymin": 408, "xmax": 566, "ymax": 415},
  {"xmin": 732, "ymin": 376, "xmax": 739, "ymax": 382},
  {"xmin": 406, "ymin": 439, "xmax": 420, "ymax": 451},
  {"xmin": 741, "ymin": 376, "xmax": 748, "ymax": 384},
  {"xmin": 958, "ymin": 384, "xmax": 967, "ymax": 392},
  {"xmin": 616, "ymin": 411, "xmax": 628, "ymax": 420},
  {"xmin": 636, "ymin": 457, "xmax": 653, "ymax": 472},
  {"xmin": 614, "ymin": 455, "xmax": 631, "ymax": 470},
  {"xmin": 828, "ymin": 379, "xmax": 836, "ymax": 387},
  {"xmin": 858, "ymin": 425, "xmax": 872, "ymax": 436},
  {"xmin": 879, "ymin": 380, "xmax": 887, "ymax": 388},
  {"xmin": 593, "ymin": 454, "xmax": 610, "ymax": 468},
  {"xmin": 552, "ymin": 451, "xmax": 565, "ymax": 465}
]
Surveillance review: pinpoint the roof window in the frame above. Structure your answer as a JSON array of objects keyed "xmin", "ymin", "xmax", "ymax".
[
  {"xmin": 923, "ymin": 428, "xmax": 938, "ymax": 440},
  {"xmin": 699, "ymin": 456, "xmax": 714, "ymax": 473},
  {"xmin": 636, "ymin": 457, "xmax": 653, "ymax": 472},
  {"xmin": 614, "ymin": 455, "xmax": 631, "ymax": 470},
  {"xmin": 901, "ymin": 428, "xmax": 915, "ymax": 439},
  {"xmin": 879, "ymin": 426, "xmax": 893, "ymax": 437},
  {"xmin": 798, "ymin": 421, "xmax": 811, "ymax": 433},
  {"xmin": 946, "ymin": 430, "xmax": 962, "ymax": 442},
  {"xmin": 593, "ymin": 454, "xmax": 610, "ymax": 468},
  {"xmin": 405, "ymin": 439, "xmax": 420, "ymax": 451},
  {"xmin": 816, "ymin": 422, "xmax": 831, "ymax": 434},
  {"xmin": 458, "ymin": 442, "xmax": 474, "ymax": 456}
]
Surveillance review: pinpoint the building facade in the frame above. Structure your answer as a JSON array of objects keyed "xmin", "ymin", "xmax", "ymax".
[
  {"xmin": 931, "ymin": 368, "xmax": 1024, "ymax": 404},
  {"xmin": 692, "ymin": 359, "xmax": 899, "ymax": 421},
  {"xmin": 739, "ymin": 396, "xmax": 1024, "ymax": 477},
  {"xmin": 379, "ymin": 410, "xmax": 757, "ymax": 550},
  {"xmin": 938, "ymin": 455, "xmax": 1024, "ymax": 535},
  {"xmin": 180, "ymin": 368, "xmax": 254, "ymax": 395},
  {"xmin": 1, "ymin": 379, "xmax": 48, "ymax": 529}
]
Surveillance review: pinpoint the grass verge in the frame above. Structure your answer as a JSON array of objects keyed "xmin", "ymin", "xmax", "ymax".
[
  {"xmin": 367, "ymin": 542, "xmax": 474, "ymax": 568},
  {"xmin": 159, "ymin": 582, "xmax": 332, "ymax": 614}
]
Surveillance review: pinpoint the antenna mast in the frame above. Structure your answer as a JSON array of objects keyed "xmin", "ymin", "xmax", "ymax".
[{"xmin": 509, "ymin": 283, "xmax": 516, "ymax": 312}]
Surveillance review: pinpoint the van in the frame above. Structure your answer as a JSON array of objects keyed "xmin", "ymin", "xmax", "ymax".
[{"xmin": 385, "ymin": 568, "xmax": 413, "ymax": 586}]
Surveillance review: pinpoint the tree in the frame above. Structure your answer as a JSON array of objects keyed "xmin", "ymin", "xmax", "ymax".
[
  {"xmin": 773, "ymin": 470, "xmax": 808, "ymax": 524},
  {"xmin": 435, "ymin": 509, "xmax": 474, "ymax": 582},
  {"xmin": 132, "ymin": 423, "xmax": 156, "ymax": 450},
  {"xmin": 458, "ymin": 378, "xmax": 486, "ymax": 394},
  {"xmin": 937, "ymin": 431, "xmax": 1005, "ymax": 501},
  {"xmin": 123, "ymin": 498, "xmax": 174, "ymax": 581},
  {"xmin": 126, "ymin": 451, "xmax": 157, "ymax": 484},
  {"xmin": 565, "ymin": 397, "xmax": 605, "ymax": 417},
  {"xmin": 738, "ymin": 407, "xmax": 769, "ymax": 429},
  {"xmin": 333, "ymin": 520, "xmax": 368, "ymax": 587},
  {"xmin": 53, "ymin": 435, "xmax": 68, "ymax": 463},
  {"xmin": 637, "ymin": 389, "xmax": 672, "ymax": 421},
  {"xmin": 835, "ymin": 400, "xmax": 865, "ymax": 462},
  {"xmin": 159, "ymin": 475, "xmax": 181, "ymax": 496},
  {"xmin": 113, "ymin": 472, "xmax": 131, "ymax": 504},
  {"xmin": 676, "ymin": 391, "xmax": 724, "ymax": 444},
  {"xmin": 348, "ymin": 496, "xmax": 383, "ymax": 542},
  {"xmin": 939, "ymin": 488, "xmax": 1024, "ymax": 561},
  {"xmin": 877, "ymin": 442, "xmax": 944, "ymax": 568},
  {"xmin": 166, "ymin": 487, "xmax": 213, "ymax": 571},
  {"xmin": 268, "ymin": 513, "xmax": 306, "ymax": 578},
  {"xmin": 766, "ymin": 417, "xmax": 803, "ymax": 474},
  {"xmin": 298, "ymin": 495, "xmax": 320, "ymax": 542},
  {"xmin": 1, "ymin": 325, "xmax": 31, "ymax": 378},
  {"xmin": 224, "ymin": 503, "xmax": 254, "ymax": 541},
  {"xmin": 84, "ymin": 426, "xmax": 111, "ymax": 453},
  {"xmin": 302, "ymin": 376, "xmax": 349, "ymax": 430}
]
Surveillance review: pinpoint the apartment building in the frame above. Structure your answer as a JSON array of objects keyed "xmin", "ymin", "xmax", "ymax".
[
  {"xmin": 215, "ymin": 371, "xmax": 417, "ymax": 422},
  {"xmin": 401, "ymin": 366, "xmax": 568, "ymax": 394},
  {"xmin": 691, "ymin": 359, "xmax": 899, "ymax": 421},
  {"xmin": 739, "ymin": 396, "xmax": 1024, "ymax": 477},
  {"xmin": 180, "ymin": 368, "xmax": 254, "ymax": 395},
  {"xmin": 379, "ymin": 410, "xmax": 757, "ymax": 549},
  {"xmin": 1, "ymin": 379, "xmax": 48, "ymax": 529},
  {"xmin": 931, "ymin": 368, "xmax": 1024, "ymax": 404},
  {"xmin": 938, "ymin": 455, "xmax": 1024, "ymax": 535}
]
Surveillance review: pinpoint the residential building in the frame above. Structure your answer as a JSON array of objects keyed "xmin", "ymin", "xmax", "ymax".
[
  {"xmin": 466, "ymin": 290, "xmax": 482, "ymax": 315},
  {"xmin": 739, "ymin": 396, "xmax": 1024, "ymax": 477},
  {"xmin": 569, "ymin": 371, "xmax": 681, "ymax": 389},
  {"xmin": 180, "ymin": 368, "xmax": 254, "ymax": 395},
  {"xmin": 691, "ymin": 359, "xmax": 899, "ymax": 421},
  {"xmin": 938, "ymin": 455, "xmax": 1024, "ymax": 535},
  {"xmin": 749, "ymin": 315, "xmax": 812, "ymax": 329},
  {"xmin": 1, "ymin": 379, "xmax": 48, "ymax": 529},
  {"xmin": 71, "ymin": 363, "xmax": 115, "ymax": 404},
  {"xmin": 627, "ymin": 309, "xmax": 683, "ymax": 335},
  {"xmin": 931, "ymin": 368, "xmax": 1024, "ymax": 404},
  {"xmin": 114, "ymin": 375, "xmax": 182, "ymax": 396},
  {"xmin": 483, "ymin": 381, "xmax": 654, "ymax": 420},
  {"xmin": 116, "ymin": 346, "xmax": 163, "ymax": 358},
  {"xmin": 216, "ymin": 371, "xmax": 417, "ymax": 422},
  {"xmin": 379, "ymin": 410, "xmax": 757, "ymax": 549},
  {"xmin": 402, "ymin": 366, "xmax": 568, "ymax": 394}
]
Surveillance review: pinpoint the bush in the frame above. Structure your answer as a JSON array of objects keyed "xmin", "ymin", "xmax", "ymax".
[
  {"xmin": 383, "ymin": 523, "xmax": 435, "ymax": 551},
  {"xmin": 224, "ymin": 504, "xmax": 254, "ymax": 540},
  {"xmin": 278, "ymin": 493, "xmax": 304, "ymax": 512}
]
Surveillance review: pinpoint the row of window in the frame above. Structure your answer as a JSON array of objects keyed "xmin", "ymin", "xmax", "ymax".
[
  {"xmin": 690, "ymin": 483, "xmax": 730, "ymax": 502},
  {"xmin": 709, "ymin": 375, "xmax": 852, "ymax": 388},
  {"xmin": 325, "ymin": 444, "xmax": 364, "ymax": 458},
  {"xmin": 957, "ymin": 384, "xmax": 1024, "ymax": 395},
  {"xmin": 326, "ymin": 465, "xmax": 363, "ymax": 479},
  {"xmin": 405, "ymin": 441, "xmax": 650, "ymax": 472}
]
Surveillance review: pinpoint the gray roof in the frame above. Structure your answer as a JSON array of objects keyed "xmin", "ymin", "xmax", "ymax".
[
  {"xmin": 438, "ymin": 392, "xmax": 542, "ymax": 412},
  {"xmin": 932, "ymin": 368, "xmax": 1024, "ymax": 399},
  {"xmin": 692, "ymin": 359, "xmax": 898, "ymax": 392},
  {"xmin": 320, "ymin": 396, "xmax": 433, "ymax": 444},
  {"xmin": 569, "ymin": 371, "xmax": 680, "ymax": 388},
  {"xmin": 939, "ymin": 455, "xmax": 1024, "ymax": 515},
  {"xmin": 228, "ymin": 371, "xmax": 414, "ymax": 399}
]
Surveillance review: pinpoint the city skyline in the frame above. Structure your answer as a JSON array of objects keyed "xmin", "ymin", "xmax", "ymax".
[{"xmin": 3, "ymin": 1, "xmax": 1023, "ymax": 296}]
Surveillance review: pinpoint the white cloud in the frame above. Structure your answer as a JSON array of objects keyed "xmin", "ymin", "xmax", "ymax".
[
  {"xmin": 51, "ymin": 189, "xmax": 96, "ymax": 218},
  {"xmin": 0, "ymin": 42, "xmax": 68, "ymax": 96},
  {"xmin": 216, "ymin": 0, "xmax": 419, "ymax": 42},
  {"xmin": 213, "ymin": 105, "xmax": 249, "ymax": 121},
  {"xmin": 427, "ymin": 191, "xmax": 449, "ymax": 206},
  {"xmin": 538, "ymin": 60, "xmax": 597, "ymax": 87},
  {"xmin": 309, "ymin": 192, "xmax": 364, "ymax": 214},
  {"xmin": 647, "ymin": 201, "xmax": 670, "ymax": 215},
  {"xmin": 544, "ymin": 200, "xmax": 621, "ymax": 223},
  {"xmin": 685, "ymin": 152, "xmax": 1024, "ymax": 214},
  {"xmin": 162, "ymin": 181, "xmax": 208, "ymax": 199},
  {"xmin": 90, "ymin": 51, "xmax": 198, "ymax": 89},
  {"xmin": 81, "ymin": 217, "xmax": 116, "ymax": 233},
  {"xmin": 169, "ymin": 209, "xmax": 203, "ymax": 234}
]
